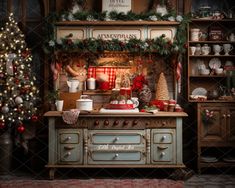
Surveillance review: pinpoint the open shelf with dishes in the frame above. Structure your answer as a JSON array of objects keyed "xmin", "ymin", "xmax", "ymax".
[{"xmin": 185, "ymin": 0, "xmax": 235, "ymax": 173}]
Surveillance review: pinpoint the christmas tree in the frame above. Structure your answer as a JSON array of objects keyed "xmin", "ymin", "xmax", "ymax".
[{"xmin": 0, "ymin": 13, "xmax": 40, "ymax": 135}]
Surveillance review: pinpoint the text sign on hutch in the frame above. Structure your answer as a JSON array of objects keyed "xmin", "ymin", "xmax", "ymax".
[
  {"xmin": 92, "ymin": 28, "xmax": 142, "ymax": 41},
  {"xmin": 102, "ymin": 0, "xmax": 132, "ymax": 13}
]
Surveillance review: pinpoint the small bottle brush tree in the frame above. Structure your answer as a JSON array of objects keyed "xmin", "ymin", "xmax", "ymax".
[{"xmin": 0, "ymin": 13, "xmax": 40, "ymax": 141}]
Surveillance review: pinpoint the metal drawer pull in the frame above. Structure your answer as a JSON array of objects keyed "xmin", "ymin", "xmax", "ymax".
[
  {"xmin": 227, "ymin": 114, "xmax": 231, "ymax": 118},
  {"xmin": 161, "ymin": 136, "xmax": 167, "ymax": 141},
  {"xmin": 66, "ymin": 152, "xmax": 71, "ymax": 156},
  {"xmin": 113, "ymin": 154, "xmax": 119, "ymax": 159},
  {"xmin": 157, "ymin": 146, "xmax": 168, "ymax": 149},
  {"xmin": 64, "ymin": 146, "xmax": 75, "ymax": 150},
  {"xmin": 66, "ymin": 136, "xmax": 72, "ymax": 141},
  {"xmin": 160, "ymin": 152, "xmax": 165, "ymax": 157},
  {"xmin": 114, "ymin": 137, "xmax": 119, "ymax": 142}
]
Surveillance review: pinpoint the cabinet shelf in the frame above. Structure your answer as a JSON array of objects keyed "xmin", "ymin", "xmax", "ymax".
[
  {"xmin": 189, "ymin": 100, "xmax": 235, "ymax": 103},
  {"xmin": 191, "ymin": 19, "xmax": 235, "ymax": 22},
  {"xmin": 189, "ymin": 41, "xmax": 235, "ymax": 44},
  {"xmin": 189, "ymin": 75, "xmax": 227, "ymax": 78},
  {"xmin": 189, "ymin": 55, "xmax": 235, "ymax": 57},
  {"xmin": 200, "ymin": 162, "xmax": 235, "ymax": 168}
]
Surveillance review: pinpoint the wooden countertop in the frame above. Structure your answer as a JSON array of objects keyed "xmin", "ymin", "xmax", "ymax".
[{"xmin": 44, "ymin": 111, "xmax": 188, "ymax": 117}]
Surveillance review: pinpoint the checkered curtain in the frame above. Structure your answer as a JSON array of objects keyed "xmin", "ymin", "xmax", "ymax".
[{"xmin": 88, "ymin": 67, "xmax": 129, "ymax": 89}]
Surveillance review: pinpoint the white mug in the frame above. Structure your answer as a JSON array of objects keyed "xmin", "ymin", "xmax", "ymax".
[
  {"xmin": 55, "ymin": 100, "xmax": 64, "ymax": 111},
  {"xmin": 189, "ymin": 46, "xmax": 196, "ymax": 55},
  {"xmin": 131, "ymin": 97, "xmax": 139, "ymax": 108},
  {"xmin": 223, "ymin": 44, "xmax": 233, "ymax": 55},
  {"xmin": 213, "ymin": 45, "xmax": 223, "ymax": 55},
  {"xmin": 190, "ymin": 28, "xmax": 202, "ymax": 41}
]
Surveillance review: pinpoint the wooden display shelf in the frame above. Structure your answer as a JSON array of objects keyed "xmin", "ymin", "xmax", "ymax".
[
  {"xmin": 191, "ymin": 19, "xmax": 235, "ymax": 22},
  {"xmin": 188, "ymin": 100, "xmax": 235, "ymax": 103},
  {"xmin": 56, "ymin": 21, "xmax": 180, "ymax": 26},
  {"xmin": 189, "ymin": 41, "xmax": 235, "ymax": 44},
  {"xmin": 200, "ymin": 162, "xmax": 235, "ymax": 168},
  {"xmin": 189, "ymin": 55, "xmax": 235, "ymax": 57},
  {"xmin": 189, "ymin": 75, "xmax": 227, "ymax": 78}
]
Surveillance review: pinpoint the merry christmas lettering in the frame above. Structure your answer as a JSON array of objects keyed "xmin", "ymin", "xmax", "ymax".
[
  {"xmin": 96, "ymin": 144, "xmax": 135, "ymax": 150},
  {"xmin": 97, "ymin": 33, "xmax": 137, "ymax": 40}
]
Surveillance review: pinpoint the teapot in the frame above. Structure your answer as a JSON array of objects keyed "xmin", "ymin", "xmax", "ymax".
[
  {"xmin": 227, "ymin": 33, "xmax": 235, "ymax": 42},
  {"xmin": 67, "ymin": 79, "xmax": 79, "ymax": 93}
]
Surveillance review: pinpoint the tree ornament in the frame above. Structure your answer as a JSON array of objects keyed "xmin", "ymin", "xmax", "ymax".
[
  {"xmin": 17, "ymin": 124, "xmax": 25, "ymax": 133},
  {"xmin": 0, "ymin": 121, "xmax": 5, "ymax": 129},
  {"xmin": 15, "ymin": 96, "xmax": 23, "ymax": 104},
  {"xmin": 31, "ymin": 115, "xmax": 38, "ymax": 122},
  {"xmin": 1, "ymin": 106, "xmax": 9, "ymax": 114}
]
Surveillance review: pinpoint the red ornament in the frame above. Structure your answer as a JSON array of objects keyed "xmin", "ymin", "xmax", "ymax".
[
  {"xmin": 140, "ymin": 109, "xmax": 146, "ymax": 112},
  {"xmin": 31, "ymin": 115, "xmax": 38, "ymax": 122},
  {"xmin": 0, "ymin": 121, "xmax": 5, "ymax": 129},
  {"xmin": 17, "ymin": 125, "xmax": 25, "ymax": 133}
]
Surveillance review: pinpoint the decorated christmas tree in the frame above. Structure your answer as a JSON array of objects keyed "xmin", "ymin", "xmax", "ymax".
[{"xmin": 0, "ymin": 13, "xmax": 40, "ymax": 135}]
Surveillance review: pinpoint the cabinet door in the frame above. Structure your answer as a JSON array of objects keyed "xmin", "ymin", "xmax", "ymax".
[
  {"xmin": 199, "ymin": 105, "xmax": 226, "ymax": 145},
  {"xmin": 226, "ymin": 107, "xmax": 235, "ymax": 143}
]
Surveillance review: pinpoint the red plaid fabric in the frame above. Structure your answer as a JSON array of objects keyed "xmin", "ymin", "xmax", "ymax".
[{"xmin": 88, "ymin": 67, "xmax": 129, "ymax": 89}]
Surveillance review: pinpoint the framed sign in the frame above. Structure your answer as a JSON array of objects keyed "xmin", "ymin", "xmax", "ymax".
[{"xmin": 102, "ymin": 0, "xmax": 132, "ymax": 13}]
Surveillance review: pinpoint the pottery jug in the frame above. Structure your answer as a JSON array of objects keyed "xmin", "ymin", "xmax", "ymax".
[{"xmin": 67, "ymin": 80, "xmax": 79, "ymax": 93}]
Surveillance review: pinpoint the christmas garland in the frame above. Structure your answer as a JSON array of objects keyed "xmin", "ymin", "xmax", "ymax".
[{"xmin": 43, "ymin": 11, "xmax": 191, "ymax": 62}]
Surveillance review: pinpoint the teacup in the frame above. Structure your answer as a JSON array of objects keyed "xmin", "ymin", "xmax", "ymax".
[
  {"xmin": 223, "ymin": 44, "xmax": 233, "ymax": 55},
  {"xmin": 213, "ymin": 44, "xmax": 223, "ymax": 55}
]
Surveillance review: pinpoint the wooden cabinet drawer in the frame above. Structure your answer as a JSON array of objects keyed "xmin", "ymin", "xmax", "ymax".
[
  {"xmin": 152, "ymin": 144, "xmax": 173, "ymax": 162},
  {"xmin": 57, "ymin": 129, "xmax": 83, "ymax": 164},
  {"xmin": 89, "ymin": 130, "xmax": 145, "ymax": 145},
  {"xmin": 88, "ymin": 151, "xmax": 145, "ymax": 164},
  {"xmin": 59, "ymin": 132, "xmax": 80, "ymax": 144},
  {"xmin": 151, "ymin": 129, "xmax": 176, "ymax": 164},
  {"xmin": 153, "ymin": 133, "xmax": 172, "ymax": 144},
  {"xmin": 91, "ymin": 151, "xmax": 141, "ymax": 161},
  {"xmin": 59, "ymin": 144, "xmax": 81, "ymax": 162}
]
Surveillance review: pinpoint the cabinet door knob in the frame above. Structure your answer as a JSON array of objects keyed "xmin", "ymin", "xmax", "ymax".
[
  {"xmin": 114, "ymin": 153, "xmax": 119, "ymax": 158},
  {"xmin": 145, "ymin": 122, "xmax": 150, "ymax": 126},
  {"xmin": 227, "ymin": 114, "xmax": 231, "ymax": 118},
  {"xmin": 133, "ymin": 120, "xmax": 138, "ymax": 126},
  {"xmin": 160, "ymin": 152, "xmax": 165, "ymax": 157},
  {"xmin": 114, "ymin": 137, "xmax": 119, "ymax": 142},
  {"xmin": 162, "ymin": 135, "xmax": 167, "ymax": 141},
  {"xmin": 162, "ymin": 121, "xmax": 166, "ymax": 126},
  {"xmin": 223, "ymin": 114, "xmax": 226, "ymax": 118},
  {"xmin": 67, "ymin": 152, "xmax": 71, "ymax": 156},
  {"xmin": 123, "ymin": 120, "xmax": 129, "ymax": 126},
  {"xmin": 104, "ymin": 120, "xmax": 109, "ymax": 126},
  {"xmin": 94, "ymin": 120, "xmax": 99, "ymax": 126},
  {"xmin": 114, "ymin": 120, "xmax": 119, "ymax": 126},
  {"xmin": 67, "ymin": 136, "xmax": 72, "ymax": 140}
]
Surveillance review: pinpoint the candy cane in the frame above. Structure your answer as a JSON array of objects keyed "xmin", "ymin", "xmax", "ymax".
[{"xmin": 176, "ymin": 56, "xmax": 182, "ymax": 93}]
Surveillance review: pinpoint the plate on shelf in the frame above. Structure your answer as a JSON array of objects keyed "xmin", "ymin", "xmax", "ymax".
[
  {"xmin": 223, "ymin": 157, "xmax": 235, "ymax": 163},
  {"xmin": 192, "ymin": 87, "xmax": 207, "ymax": 96},
  {"xmin": 209, "ymin": 58, "xmax": 221, "ymax": 69}
]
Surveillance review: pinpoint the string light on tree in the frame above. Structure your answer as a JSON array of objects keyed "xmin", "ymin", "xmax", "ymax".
[{"xmin": 0, "ymin": 13, "xmax": 40, "ymax": 135}]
